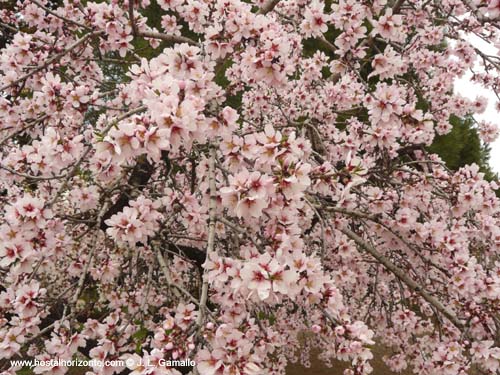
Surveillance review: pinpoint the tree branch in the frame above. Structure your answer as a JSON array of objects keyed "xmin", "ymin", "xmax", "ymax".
[
  {"xmin": 340, "ymin": 226, "xmax": 465, "ymax": 331},
  {"xmin": 98, "ymin": 154, "xmax": 207, "ymax": 267},
  {"xmin": 127, "ymin": 1, "xmax": 197, "ymax": 45},
  {"xmin": 128, "ymin": 0, "xmax": 139, "ymax": 37},
  {"xmin": 31, "ymin": 0, "xmax": 90, "ymax": 30},
  {"xmin": 258, "ymin": 0, "xmax": 280, "ymax": 14},
  {"xmin": 0, "ymin": 31, "xmax": 101, "ymax": 92},
  {"xmin": 196, "ymin": 146, "xmax": 217, "ymax": 326},
  {"xmin": 392, "ymin": 0, "xmax": 405, "ymax": 14},
  {"xmin": 71, "ymin": 204, "xmax": 108, "ymax": 306},
  {"xmin": 137, "ymin": 31, "xmax": 198, "ymax": 46},
  {"xmin": 99, "ymin": 154, "xmax": 154, "ymax": 229}
]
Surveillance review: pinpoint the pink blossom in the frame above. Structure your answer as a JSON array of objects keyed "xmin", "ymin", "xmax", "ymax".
[
  {"xmin": 1, "ymin": 2, "xmax": 500, "ymax": 375},
  {"xmin": 371, "ymin": 9, "xmax": 404, "ymax": 42},
  {"xmin": 478, "ymin": 121, "xmax": 499, "ymax": 143}
]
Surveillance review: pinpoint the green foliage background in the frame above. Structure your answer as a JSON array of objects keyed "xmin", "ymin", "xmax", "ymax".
[{"xmin": 428, "ymin": 116, "xmax": 497, "ymax": 181}]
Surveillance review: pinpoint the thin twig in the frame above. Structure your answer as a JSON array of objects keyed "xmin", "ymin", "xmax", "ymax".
[
  {"xmin": 340, "ymin": 226, "xmax": 465, "ymax": 331},
  {"xmin": 71, "ymin": 204, "xmax": 108, "ymax": 306},
  {"xmin": 304, "ymin": 198, "xmax": 326, "ymax": 261},
  {"xmin": 196, "ymin": 146, "xmax": 217, "ymax": 327},
  {"xmin": 0, "ymin": 31, "xmax": 102, "ymax": 92},
  {"xmin": 31, "ymin": 0, "xmax": 90, "ymax": 30}
]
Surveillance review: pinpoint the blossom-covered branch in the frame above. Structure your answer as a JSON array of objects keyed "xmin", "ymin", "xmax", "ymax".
[{"xmin": 1, "ymin": 1, "xmax": 500, "ymax": 375}]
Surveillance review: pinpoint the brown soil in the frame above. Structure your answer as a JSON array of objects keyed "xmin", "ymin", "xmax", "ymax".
[{"xmin": 286, "ymin": 346, "xmax": 415, "ymax": 375}]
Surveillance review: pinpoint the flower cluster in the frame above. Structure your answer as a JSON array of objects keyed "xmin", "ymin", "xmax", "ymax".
[
  {"xmin": 105, "ymin": 197, "xmax": 162, "ymax": 245},
  {"xmin": 220, "ymin": 169, "xmax": 274, "ymax": 219}
]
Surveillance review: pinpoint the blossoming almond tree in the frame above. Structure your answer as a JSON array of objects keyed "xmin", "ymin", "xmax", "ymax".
[{"xmin": 1, "ymin": 0, "xmax": 500, "ymax": 374}]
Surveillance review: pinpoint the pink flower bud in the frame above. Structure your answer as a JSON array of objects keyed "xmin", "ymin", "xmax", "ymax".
[{"xmin": 311, "ymin": 324, "xmax": 321, "ymax": 333}]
